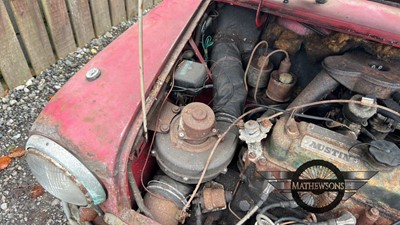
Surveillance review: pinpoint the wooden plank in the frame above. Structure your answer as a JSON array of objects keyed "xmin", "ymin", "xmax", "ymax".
[
  {"xmin": 66, "ymin": 0, "xmax": 95, "ymax": 47},
  {"xmin": 143, "ymin": 0, "xmax": 153, "ymax": 9},
  {"xmin": 41, "ymin": 0, "xmax": 76, "ymax": 58},
  {"xmin": 89, "ymin": 0, "xmax": 112, "ymax": 36},
  {"xmin": 125, "ymin": 0, "xmax": 137, "ymax": 19},
  {"xmin": 0, "ymin": 1, "xmax": 31, "ymax": 89},
  {"xmin": 0, "ymin": 81, "xmax": 5, "ymax": 97},
  {"xmin": 10, "ymin": 0, "xmax": 55, "ymax": 74},
  {"xmin": 109, "ymin": 0, "xmax": 126, "ymax": 26}
]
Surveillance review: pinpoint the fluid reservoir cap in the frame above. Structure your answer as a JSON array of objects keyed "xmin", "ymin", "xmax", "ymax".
[
  {"xmin": 181, "ymin": 102, "xmax": 215, "ymax": 140},
  {"xmin": 368, "ymin": 140, "xmax": 400, "ymax": 167}
]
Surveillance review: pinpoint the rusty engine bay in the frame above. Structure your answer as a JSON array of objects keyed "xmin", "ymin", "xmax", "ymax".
[{"xmin": 139, "ymin": 3, "xmax": 400, "ymax": 225}]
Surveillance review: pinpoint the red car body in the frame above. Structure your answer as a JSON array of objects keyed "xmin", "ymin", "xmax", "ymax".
[{"xmin": 27, "ymin": 0, "xmax": 400, "ymax": 224}]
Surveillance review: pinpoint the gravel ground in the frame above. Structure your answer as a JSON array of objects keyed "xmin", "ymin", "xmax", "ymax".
[{"xmin": 0, "ymin": 19, "xmax": 137, "ymax": 225}]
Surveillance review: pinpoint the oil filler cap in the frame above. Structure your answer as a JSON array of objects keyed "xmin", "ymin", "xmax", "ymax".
[{"xmin": 368, "ymin": 140, "xmax": 400, "ymax": 168}]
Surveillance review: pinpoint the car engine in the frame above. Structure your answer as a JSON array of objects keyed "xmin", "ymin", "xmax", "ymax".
[{"xmin": 140, "ymin": 3, "xmax": 400, "ymax": 225}]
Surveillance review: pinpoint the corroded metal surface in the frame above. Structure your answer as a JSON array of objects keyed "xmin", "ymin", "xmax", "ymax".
[
  {"xmin": 287, "ymin": 70, "xmax": 339, "ymax": 111},
  {"xmin": 217, "ymin": 0, "xmax": 400, "ymax": 48},
  {"xmin": 356, "ymin": 208, "xmax": 380, "ymax": 225},
  {"xmin": 323, "ymin": 52, "xmax": 400, "ymax": 99},
  {"xmin": 29, "ymin": 0, "xmax": 208, "ymax": 217},
  {"xmin": 79, "ymin": 207, "xmax": 98, "ymax": 222},
  {"xmin": 266, "ymin": 71, "xmax": 297, "ymax": 103},
  {"xmin": 265, "ymin": 116, "xmax": 400, "ymax": 222},
  {"xmin": 201, "ymin": 182, "xmax": 227, "ymax": 212},
  {"xmin": 180, "ymin": 102, "xmax": 216, "ymax": 141},
  {"xmin": 144, "ymin": 194, "xmax": 180, "ymax": 225},
  {"xmin": 148, "ymin": 101, "xmax": 180, "ymax": 133}
]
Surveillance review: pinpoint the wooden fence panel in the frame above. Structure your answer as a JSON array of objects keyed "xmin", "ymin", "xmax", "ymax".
[
  {"xmin": 66, "ymin": 0, "xmax": 95, "ymax": 47},
  {"xmin": 0, "ymin": 83, "xmax": 4, "ymax": 95},
  {"xmin": 125, "ymin": 0, "xmax": 137, "ymax": 19},
  {"xmin": 89, "ymin": 0, "xmax": 112, "ymax": 36},
  {"xmin": 10, "ymin": 0, "xmax": 55, "ymax": 74},
  {"xmin": 41, "ymin": 0, "xmax": 76, "ymax": 58},
  {"xmin": 109, "ymin": 0, "xmax": 126, "ymax": 26},
  {"xmin": 144, "ymin": 0, "xmax": 153, "ymax": 9},
  {"xmin": 0, "ymin": 0, "xmax": 31, "ymax": 89}
]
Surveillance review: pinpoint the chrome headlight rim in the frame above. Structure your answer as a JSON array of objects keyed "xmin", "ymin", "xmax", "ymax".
[{"xmin": 26, "ymin": 135, "xmax": 106, "ymax": 206}]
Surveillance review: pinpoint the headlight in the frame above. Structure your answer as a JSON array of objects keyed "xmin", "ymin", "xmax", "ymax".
[{"xmin": 25, "ymin": 135, "xmax": 106, "ymax": 206}]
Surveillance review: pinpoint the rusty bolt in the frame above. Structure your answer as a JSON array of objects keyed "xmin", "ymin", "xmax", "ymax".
[
  {"xmin": 357, "ymin": 207, "xmax": 380, "ymax": 225},
  {"xmin": 366, "ymin": 208, "xmax": 379, "ymax": 220},
  {"xmin": 172, "ymin": 106, "xmax": 181, "ymax": 113},
  {"xmin": 258, "ymin": 157, "xmax": 267, "ymax": 166},
  {"xmin": 260, "ymin": 119, "xmax": 273, "ymax": 130},
  {"xmin": 287, "ymin": 124, "xmax": 296, "ymax": 133},
  {"xmin": 160, "ymin": 124, "xmax": 169, "ymax": 132},
  {"xmin": 285, "ymin": 120, "xmax": 299, "ymax": 138},
  {"xmin": 79, "ymin": 207, "xmax": 98, "ymax": 222},
  {"xmin": 237, "ymin": 120, "xmax": 245, "ymax": 129},
  {"xmin": 248, "ymin": 151, "xmax": 256, "ymax": 159}
]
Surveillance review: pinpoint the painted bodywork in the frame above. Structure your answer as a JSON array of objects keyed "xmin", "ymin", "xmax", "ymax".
[
  {"xmin": 29, "ymin": 0, "xmax": 400, "ymax": 223},
  {"xmin": 219, "ymin": 0, "xmax": 400, "ymax": 47},
  {"xmin": 30, "ymin": 0, "xmax": 204, "ymax": 218}
]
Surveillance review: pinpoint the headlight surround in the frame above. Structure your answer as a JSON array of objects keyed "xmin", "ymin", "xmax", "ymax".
[{"xmin": 25, "ymin": 135, "xmax": 106, "ymax": 206}]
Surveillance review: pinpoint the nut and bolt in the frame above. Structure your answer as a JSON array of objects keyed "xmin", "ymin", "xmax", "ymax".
[
  {"xmin": 183, "ymin": 177, "xmax": 189, "ymax": 181},
  {"xmin": 258, "ymin": 157, "xmax": 267, "ymax": 166},
  {"xmin": 237, "ymin": 120, "xmax": 245, "ymax": 129},
  {"xmin": 212, "ymin": 128, "xmax": 217, "ymax": 133},
  {"xmin": 366, "ymin": 208, "xmax": 380, "ymax": 220},
  {"xmin": 160, "ymin": 124, "xmax": 169, "ymax": 132},
  {"xmin": 172, "ymin": 106, "xmax": 181, "ymax": 113},
  {"xmin": 86, "ymin": 68, "xmax": 101, "ymax": 81},
  {"xmin": 178, "ymin": 132, "xmax": 185, "ymax": 138},
  {"xmin": 239, "ymin": 200, "xmax": 251, "ymax": 211}
]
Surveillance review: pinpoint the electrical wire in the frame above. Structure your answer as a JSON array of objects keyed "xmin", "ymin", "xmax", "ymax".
[
  {"xmin": 228, "ymin": 180, "xmax": 242, "ymax": 220},
  {"xmin": 256, "ymin": 201, "xmax": 298, "ymax": 225},
  {"xmin": 392, "ymin": 220, "xmax": 400, "ymax": 225},
  {"xmin": 140, "ymin": 62, "xmax": 177, "ymax": 199},
  {"xmin": 348, "ymin": 142, "xmax": 378, "ymax": 155},
  {"xmin": 237, "ymin": 183, "xmax": 275, "ymax": 225},
  {"xmin": 245, "ymin": 104, "xmax": 335, "ymax": 122},
  {"xmin": 265, "ymin": 99, "xmax": 400, "ymax": 121},
  {"xmin": 244, "ymin": 41, "xmax": 269, "ymax": 91},
  {"xmin": 256, "ymin": 214, "xmax": 275, "ymax": 225},
  {"xmin": 178, "ymin": 98, "xmax": 399, "ymax": 221},
  {"xmin": 179, "ymin": 107, "xmax": 267, "ymax": 220},
  {"xmin": 279, "ymin": 221, "xmax": 297, "ymax": 225},
  {"xmin": 138, "ymin": 0, "xmax": 148, "ymax": 140},
  {"xmin": 254, "ymin": 49, "xmax": 289, "ymax": 104},
  {"xmin": 128, "ymin": 160, "xmax": 154, "ymax": 219},
  {"xmin": 274, "ymin": 217, "xmax": 309, "ymax": 225}
]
